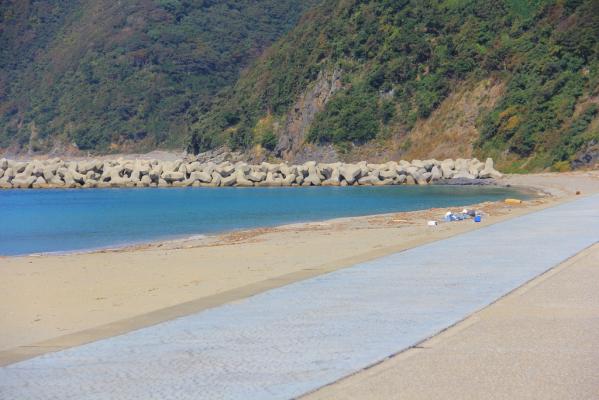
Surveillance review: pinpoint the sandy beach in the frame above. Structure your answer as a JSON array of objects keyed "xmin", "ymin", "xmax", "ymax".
[{"xmin": 1, "ymin": 171, "xmax": 598, "ymax": 363}]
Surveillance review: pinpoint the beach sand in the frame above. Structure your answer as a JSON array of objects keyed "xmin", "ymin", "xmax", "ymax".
[{"xmin": 1, "ymin": 171, "xmax": 598, "ymax": 362}]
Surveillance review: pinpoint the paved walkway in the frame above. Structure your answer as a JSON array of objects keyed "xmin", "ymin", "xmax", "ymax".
[
  {"xmin": 1, "ymin": 195, "xmax": 598, "ymax": 400},
  {"xmin": 307, "ymin": 243, "xmax": 599, "ymax": 400}
]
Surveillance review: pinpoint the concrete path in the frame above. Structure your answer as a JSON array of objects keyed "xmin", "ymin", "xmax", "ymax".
[
  {"xmin": 306, "ymin": 243, "xmax": 599, "ymax": 400},
  {"xmin": 1, "ymin": 195, "xmax": 598, "ymax": 400}
]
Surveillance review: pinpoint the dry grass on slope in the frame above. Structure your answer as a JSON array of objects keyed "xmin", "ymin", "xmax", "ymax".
[
  {"xmin": 401, "ymin": 77, "xmax": 506, "ymax": 161},
  {"xmin": 335, "ymin": 77, "xmax": 505, "ymax": 164}
]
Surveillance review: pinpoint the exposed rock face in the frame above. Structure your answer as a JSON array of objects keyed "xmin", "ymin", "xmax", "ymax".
[
  {"xmin": 571, "ymin": 140, "xmax": 599, "ymax": 169},
  {"xmin": 193, "ymin": 147, "xmax": 249, "ymax": 165},
  {"xmin": 0, "ymin": 158, "xmax": 502, "ymax": 189},
  {"xmin": 275, "ymin": 68, "xmax": 342, "ymax": 161}
]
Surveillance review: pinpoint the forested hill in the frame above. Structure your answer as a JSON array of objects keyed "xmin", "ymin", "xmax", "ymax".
[
  {"xmin": 191, "ymin": 0, "xmax": 599, "ymax": 171},
  {"xmin": 2, "ymin": 0, "xmax": 598, "ymax": 171},
  {"xmin": 0, "ymin": 0, "xmax": 318, "ymax": 153}
]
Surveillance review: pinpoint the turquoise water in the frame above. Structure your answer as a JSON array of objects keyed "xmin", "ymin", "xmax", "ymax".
[{"xmin": 0, "ymin": 186, "xmax": 528, "ymax": 256}]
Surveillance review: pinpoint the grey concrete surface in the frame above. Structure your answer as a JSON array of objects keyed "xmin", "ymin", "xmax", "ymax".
[
  {"xmin": 1, "ymin": 194, "xmax": 598, "ymax": 400},
  {"xmin": 306, "ymin": 243, "xmax": 599, "ymax": 400}
]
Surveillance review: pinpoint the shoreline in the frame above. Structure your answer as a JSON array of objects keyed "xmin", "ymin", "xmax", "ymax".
[
  {"xmin": 0, "ymin": 171, "xmax": 598, "ymax": 363},
  {"xmin": 4, "ymin": 234, "xmax": 209, "ymax": 260},
  {"xmin": 1, "ymin": 182, "xmax": 532, "ymax": 259},
  {"xmin": 3, "ymin": 192, "xmax": 598, "ymax": 399}
]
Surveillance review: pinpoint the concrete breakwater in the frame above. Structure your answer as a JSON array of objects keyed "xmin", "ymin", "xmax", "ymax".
[{"xmin": 0, "ymin": 157, "xmax": 502, "ymax": 189}]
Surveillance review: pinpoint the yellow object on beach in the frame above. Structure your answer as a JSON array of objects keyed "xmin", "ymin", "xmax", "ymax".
[{"xmin": 504, "ymin": 198, "xmax": 523, "ymax": 205}]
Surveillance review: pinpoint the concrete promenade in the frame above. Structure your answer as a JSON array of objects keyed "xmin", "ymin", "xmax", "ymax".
[
  {"xmin": 1, "ymin": 194, "xmax": 598, "ymax": 399},
  {"xmin": 307, "ymin": 243, "xmax": 599, "ymax": 400}
]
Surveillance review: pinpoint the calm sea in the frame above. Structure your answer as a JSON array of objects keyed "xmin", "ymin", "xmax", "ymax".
[{"xmin": 0, "ymin": 186, "xmax": 528, "ymax": 256}]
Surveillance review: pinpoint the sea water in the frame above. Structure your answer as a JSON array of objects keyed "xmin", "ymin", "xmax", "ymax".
[{"xmin": 0, "ymin": 186, "xmax": 528, "ymax": 256}]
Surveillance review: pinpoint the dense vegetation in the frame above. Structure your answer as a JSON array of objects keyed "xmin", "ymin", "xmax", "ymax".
[
  {"xmin": 0, "ymin": 0, "xmax": 317, "ymax": 152},
  {"xmin": 2, "ymin": 0, "xmax": 597, "ymax": 170},
  {"xmin": 192, "ymin": 0, "xmax": 599, "ymax": 170}
]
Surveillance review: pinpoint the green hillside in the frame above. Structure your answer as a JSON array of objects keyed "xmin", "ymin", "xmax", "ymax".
[
  {"xmin": 191, "ymin": 0, "xmax": 599, "ymax": 171},
  {"xmin": 0, "ymin": 0, "xmax": 317, "ymax": 153}
]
